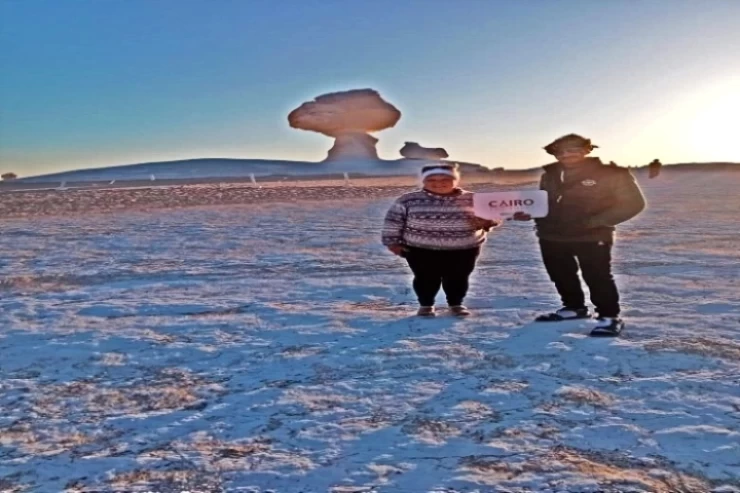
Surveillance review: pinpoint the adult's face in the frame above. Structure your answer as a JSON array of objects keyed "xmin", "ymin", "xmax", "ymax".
[{"xmin": 554, "ymin": 146, "xmax": 590, "ymax": 166}]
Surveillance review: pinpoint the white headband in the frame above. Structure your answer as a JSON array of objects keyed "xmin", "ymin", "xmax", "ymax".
[{"xmin": 420, "ymin": 168, "xmax": 459, "ymax": 180}]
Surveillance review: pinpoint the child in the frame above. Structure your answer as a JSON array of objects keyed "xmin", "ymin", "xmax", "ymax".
[
  {"xmin": 514, "ymin": 134, "xmax": 646, "ymax": 336},
  {"xmin": 382, "ymin": 163, "xmax": 499, "ymax": 317}
]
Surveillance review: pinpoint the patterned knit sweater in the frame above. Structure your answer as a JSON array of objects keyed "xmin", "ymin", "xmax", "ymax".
[{"xmin": 382, "ymin": 188, "xmax": 489, "ymax": 250}]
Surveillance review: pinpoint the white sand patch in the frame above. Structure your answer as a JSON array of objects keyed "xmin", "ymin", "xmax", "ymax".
[{"xmin": 1, "ymin": 173, "xmax": 739, "ymax": 491}]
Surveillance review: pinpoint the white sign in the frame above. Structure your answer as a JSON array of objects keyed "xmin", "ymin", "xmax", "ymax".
[{"xmin": 473, "ymin": 190, "xmax": 549, "ymax": 219}]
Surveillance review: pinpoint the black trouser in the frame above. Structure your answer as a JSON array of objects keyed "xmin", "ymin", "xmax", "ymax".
[
  {"xmin": 539, "ymin": 239, "xmax": 620, "ymax": 318},
  {"xmin": 405, "ymin": 246, "xmax": 481, "ymax": 306}
]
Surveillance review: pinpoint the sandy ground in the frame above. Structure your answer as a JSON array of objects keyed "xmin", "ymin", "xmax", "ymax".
[
  {"xmin": 0, "ymin": 174, "xmax": 536, "ymax": 220},
  {"xmin": 0, "ymin": 171, "xmax": 739, "ymax": 492}
]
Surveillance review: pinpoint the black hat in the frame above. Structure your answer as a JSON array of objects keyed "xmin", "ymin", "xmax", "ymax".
[{"xmin": 544, "ymin": 134, "xmax": 598, "ymax": 156}]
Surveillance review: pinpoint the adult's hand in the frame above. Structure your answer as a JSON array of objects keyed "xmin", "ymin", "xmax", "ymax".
[{"xmin": 512, "ymin": 212, "xmax": 532, "ymax": 221}]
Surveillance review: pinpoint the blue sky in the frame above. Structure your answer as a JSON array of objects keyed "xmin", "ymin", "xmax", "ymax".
[{"xmin": 1, "ymin": 0, "xmax": 739, "ymax": 176}]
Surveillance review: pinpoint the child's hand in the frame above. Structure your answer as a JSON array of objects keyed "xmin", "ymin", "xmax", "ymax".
[
  {"xmin": 473, "ymin": 217, "xmax": 501, "ymax": 231},
  {"xmin": 387, "ymin": 245, "xmax": 408, "ymax": 256}
]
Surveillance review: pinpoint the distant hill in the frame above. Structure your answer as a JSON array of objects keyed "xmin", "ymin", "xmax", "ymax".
[
  {"xmin": 516, "ymin": 161, "xmax": 740, "ymax": 174},
  {"xmin": 6, "ymin": 158, "xmax": 739, "ymax": 185},
  {"xmin": 12, "ymin": 158, "xmax": 492, "ymax": 184},
  {"xmin": 633, "ymin": 162, "xmax": 740, "ymax": 173}
]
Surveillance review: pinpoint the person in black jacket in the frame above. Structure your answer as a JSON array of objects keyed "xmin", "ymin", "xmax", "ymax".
[
  {"xmin": 648, "ymin": 159, "xmax": 662, "ymax": 179},
  {"xmin": 515, "ymin": 134, "xmax": 646, "ymax": 336}
]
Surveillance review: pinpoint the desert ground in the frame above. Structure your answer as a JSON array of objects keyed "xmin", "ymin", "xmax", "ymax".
[
  {"xmin": 0, "ymin": 173, "xmax": 536, "ymax": 220},
  {"xmin": 0, "ymin": 171, "xmax": 739, "ymax": 492}
]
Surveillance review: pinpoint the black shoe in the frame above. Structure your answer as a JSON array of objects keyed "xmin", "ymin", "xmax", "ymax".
[
  {"xmin": 535, "ymin": 307, "xmax": 591, "ymax": 322},
  {"xmin": 589, "ymin": 317, "xmax": 624, "ymax": 337}
]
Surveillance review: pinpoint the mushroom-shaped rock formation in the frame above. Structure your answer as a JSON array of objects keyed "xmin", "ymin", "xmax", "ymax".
[
  {"xmin": 399, "ymin": 142, "xmax": 449, "ymax": 160},
  {"xmin": 326, "ymin": 133, "xmax": 381, "ymax": 161},
  {"xmin": 288, "ymin": 89, "xmax": 401, "ymax": 161},
  {"xmin": 648, "ymin": 159, "xmax": 662, "ymax": 179}
]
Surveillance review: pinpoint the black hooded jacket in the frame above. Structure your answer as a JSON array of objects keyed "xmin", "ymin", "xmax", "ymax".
[{"xmin": 535, "ymin": 157, "xmax": 646, "ymax": 242}]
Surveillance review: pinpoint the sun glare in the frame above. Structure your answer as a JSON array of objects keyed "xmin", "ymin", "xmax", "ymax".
[{"xmin": 687, "ymin": 78, "xmax": 740, "ymax": 161}]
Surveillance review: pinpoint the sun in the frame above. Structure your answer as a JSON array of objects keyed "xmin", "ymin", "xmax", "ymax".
[{"xmin": 687, "ymin": 78, "xmax": 740, "ymax": 161}]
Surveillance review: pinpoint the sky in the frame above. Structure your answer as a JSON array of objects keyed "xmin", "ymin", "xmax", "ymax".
[{"xmin": 1, "ymin": 0, "xmax": 740, "ymax": 177}]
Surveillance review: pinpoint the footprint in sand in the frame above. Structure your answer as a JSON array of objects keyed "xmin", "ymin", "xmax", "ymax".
[{"xmin": 546, "ymin": 341, "xmax": 572, "ymax": 351}]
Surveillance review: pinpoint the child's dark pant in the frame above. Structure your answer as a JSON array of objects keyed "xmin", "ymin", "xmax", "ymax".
[{"xmin": 404, "ymin": 246, "xmax": 481, "ymax": 306}]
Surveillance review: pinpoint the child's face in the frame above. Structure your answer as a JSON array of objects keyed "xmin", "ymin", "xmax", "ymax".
[
  {"xmin": 423, "ymin": 175, "xmax": 457, "ymax": 194},
  {"xmin": 555, "ymin": 146, "xmax": 590, "ymax": 165}
]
